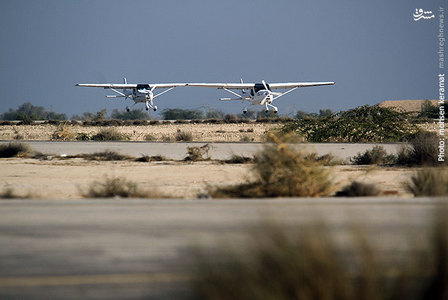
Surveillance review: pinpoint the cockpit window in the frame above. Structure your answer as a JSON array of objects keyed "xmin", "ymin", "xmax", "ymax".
[
  {"xmin": 136, "ymin": 84, "xmax": 150, "ymax": 90},
  {"xmin": 254, "ymin": 83, "xmax": 270, "ymax": 92}
]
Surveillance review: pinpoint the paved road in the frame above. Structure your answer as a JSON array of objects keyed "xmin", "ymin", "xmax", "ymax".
[
  {"xmin": 0, "ymin": 198, "xmax": 443, "ymax": 299},
  {"xmin": 0, "ymin": 141, "xmax": 403, "ymax": 160}
]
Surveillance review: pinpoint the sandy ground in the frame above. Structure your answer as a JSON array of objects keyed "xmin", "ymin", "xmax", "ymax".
[
  {"xmin": 0, "ymin": 158, "xmax": 415, "ymax": 199},
  {"xmin": 0, "ymin": 123, "xmax": 280, "ymax": 142}
]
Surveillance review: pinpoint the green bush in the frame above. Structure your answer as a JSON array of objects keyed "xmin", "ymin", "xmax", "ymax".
[
  {"xmin": 352, "ymin": 145, "xmax": 396, "ymax": 165},
  {"xmin": 282, "ymin": 105, "xmax": 416, "ymax": 143},
  {"xmin": 0, "ymin": 102, "xmax": 66, "ymax": 121}
]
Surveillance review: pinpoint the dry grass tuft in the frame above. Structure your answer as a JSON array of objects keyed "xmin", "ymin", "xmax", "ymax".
[
  {"xmin": 336, "ymin": 181, "xmax": 381, "ymax": 197},
  {"xmin": 185, "ymin": 144, "xmax": 211, "ymax": 161},
  {"xmin": 91, "ymin": 128, "xmax": 129, "ymax": 141},
  {"xmin": 175, "ymin": 130, "xmax": 193, "ymax": 142},
  {"xmin": 191, "ymin": 210, "xmax": 448, "ymax": 300},
  {"xmin": 405, "ymin": 168, "xmax": 448, "ymax": 196},
  {"xmin": 82, "ymin": 176, "xmax": 164, "ymax": 198},
  {"xmin": 397, "ymin": 131, "xmax": 445, "ymax": 166},
  {"xmin": 135, "ymin": 155, "xmax": 166, "ymax": 162},
  {"xmin": 210, "ymin": 134, "xmax": 332, "ymax": 198},
  {"xmin": 51, "ymin": 122, "xmax": 76, "ymax": 141},
  {"xmin": 222, "ymin": 155, "xmax": 255, "ymax": 164},
  {"xmin": 81, "ymin": 151, "xmax": 133, "ymax": 161}
]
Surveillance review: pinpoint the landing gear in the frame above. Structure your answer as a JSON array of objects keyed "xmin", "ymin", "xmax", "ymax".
[
  {"xmin": 243, "ymin": 108, "xmax": 248, "ymax": 114},
  {"xmin": 126, "ymin": 106, "xmax": 130, "ymax": 112},
  {"xmin": 153, "ymin": 106, "xmax": 158, "ymax": 112}
]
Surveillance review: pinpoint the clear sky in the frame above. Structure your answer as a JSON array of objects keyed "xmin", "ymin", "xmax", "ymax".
[{"xmin": 0, "ymin": 0, "xmax": 443, "ymax": 117}]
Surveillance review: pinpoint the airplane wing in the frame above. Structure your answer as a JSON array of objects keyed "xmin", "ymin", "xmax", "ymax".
[
  {"xmin": 186, "ymin": 82, "xmax": 335, "ymax": 90},
  {"xmin": 76, "ymin": 83, "xmax": 137, "ymax": 89},
  {"xmin": 76, "ymin": 83, "xmax": 187, "ymax": 89},
  {"xmin": 268, "ymin": 82, "xmax": 335, "ymax": 89},
  {"xmin": 186, "ymin": 83, "xmax": 255, "ymax": 89}
]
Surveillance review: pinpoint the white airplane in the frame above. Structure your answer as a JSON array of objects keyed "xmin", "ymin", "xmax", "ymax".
[
  {"xmin": 186, "ymin": 79, "xmax": 335, "ymax": 113},
  {"xmin": 76, "ymin": 78, "xmax": 186, "ymax": 112}
]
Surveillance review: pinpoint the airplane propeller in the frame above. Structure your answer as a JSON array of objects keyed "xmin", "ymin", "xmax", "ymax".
[{"xmin": 261, "ymin": 80, "xmax": 281, "ymax": 97}]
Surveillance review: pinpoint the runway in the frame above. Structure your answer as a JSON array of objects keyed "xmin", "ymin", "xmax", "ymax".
[
  {"xmin": 0, "ymin": 141, "xmax": 403, "ymax": 160},
  {"xmin": 0, "ymin": 198, "xmax": 443, "ymax": 299}
]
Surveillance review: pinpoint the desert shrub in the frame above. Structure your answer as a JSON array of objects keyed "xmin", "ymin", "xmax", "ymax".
[
  {"xmin": 91, "ymin": 128, "xmax": 129, "ymax": 141},
  {"xmin": 223, "ymin": 155, "xmax": 255, "ymax": 164},
  {"xmin": 0, "ymin": 188, "xmax": 19, "ymax": 198},
  {"xmin": 162, "ymin": 108, "xmax": 204, "ymax": 120},
  {"xmin": 0, "ymin": 143, "xmax": 32, "ymax": 158},
  {"xmin": 0, "ymin": 187, "xmax": 35, "ymax": 199},
  {"xmin": 205, "ymin": 109, "xmax": 226, "ymax": 119},
  {"xmin": 161, "ymin": 135, "xmax": 174, "ymax": 142},
  {"xmin": 145, "ymin": 134, "xmax": 156, "ymax": 141},
  {"xmin": 185, "ymin": 144, "xmax": 211, "ymax": 161},
  {"xmin": 175, "ymin": 130, "xmax": 193, "ymax": 142},
  {"xmin": 224, "ymin": 114, "xmax": 238, "ymax": 123},
  {"xmin": 174, "ymin": 119, "xmax": 190, "ymax": 124},
  {"xmin": 305, "ymin": 152, "xmax": 342, "ymax": 166},
  {"xmin": 210, "ymin": 134, "xmax": 332, "ymax": 198},
  {"xmin": 51, "ymin": 122, "xmax": 76, "ymax": 141},
  {"xmin": 336, "ymin": 181, "xmax": 381, "ymax": 197},
  {"xmin": 240, "ymin": 135, "xmax": 252, "ymax": 142},
  {"xmin": 351, "ymin": 145, "xmax": 396, "ymax": 165},
  {"xmin": 135, "ymin": 155, "xmax": 166, "ymax": 162},
  {"xmin": 110, "ymin": 109, "xmax": 149, "ymax": 120},
  {"xmin": 396, "ymin": 131, "xmax": 444, "ymax": 166},
  {"xmin": 405, "ymin": 169, "xmax": 448, "ymax": 196},
  {"xmin": 81, "ymin": 151, "xmax": 133, "ymax": 161},
  {"xmin": 76, "ymin": 132, "xmax": 90, "ymax": 141},
  {"xmin": 282, "ymin": 105, "xmax": 416, "ymax": 143},
  {"xmin": 83, "ymin": 176, "xmax": 154, "ymax": 198},
  {"xmin": 191, "ymin": 214, "xmax": 448, "ymax": 300}
]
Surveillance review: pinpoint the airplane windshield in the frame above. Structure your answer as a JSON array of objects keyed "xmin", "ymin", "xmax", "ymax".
[{"xmin": 136, "ymin": 84, "xmax": 150, "ymax": 90}]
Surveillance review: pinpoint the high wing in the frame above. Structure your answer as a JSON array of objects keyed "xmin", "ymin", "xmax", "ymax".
[
  {"xmin": 76, "ymin": 83, "xmax": 187, "ymax": 89},
  {"xmin": 268, "ymin": 82, "xmax": 335, "ymax": 89},
  {"xmin": 186, "ymin": 82, "xmax": 335, "ymax": 90},
  {"xmin": 186, "ymin": 83, "xmax": 254, "ymax": 89}
]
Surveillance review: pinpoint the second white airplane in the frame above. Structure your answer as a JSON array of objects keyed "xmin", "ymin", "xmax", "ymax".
[{"xmin": 187, "ymin": 79, "xmax": 335, "ymax": 113}]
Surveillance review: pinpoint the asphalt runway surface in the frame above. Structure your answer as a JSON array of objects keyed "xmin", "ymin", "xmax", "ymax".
[
  {"xmin": 0, "ymin": 198, "xmax": 444, "ymax": 299},
  {"xmin": 0, "ymin": 141, "xmax": 403, "ymax": 160}
]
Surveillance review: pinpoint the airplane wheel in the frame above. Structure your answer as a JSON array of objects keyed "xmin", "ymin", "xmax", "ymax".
[
  {"xmin": 274, "ymin": 110, "xmax": 278, "ymax": 114},
  {"xmin": 126, "ymin": 107, "xmax": 130, "ymax": 112},
  {"xmin": 153, "ymin": 106, "xmax": 158, "ymax": 112},
  {"xmin": 243, "ymin": 110, "xmax": 247, "ymax": 114},
  {"xmin": 146, "ymin": 107, "xmax": 149, "ymax": 111},
  {"xmin": 265, "ymin": 110, "xmax": 269, "ymax": 113}
]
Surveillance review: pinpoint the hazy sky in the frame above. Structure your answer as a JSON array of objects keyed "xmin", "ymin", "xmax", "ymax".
[{"xmin": 0, "ymin": 0, "xmax": 442, "ymax": 117}]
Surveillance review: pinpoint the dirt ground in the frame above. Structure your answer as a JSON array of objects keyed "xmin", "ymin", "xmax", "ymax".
[
  {"xmin": 0, "ymin": 123, "xmax": 280, "ymax": 142},
  {"xmin": 0, "ymin": 158, "xmax": 415, "ymax": 199}
]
